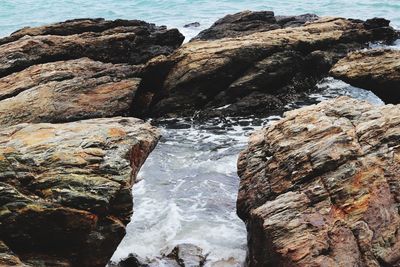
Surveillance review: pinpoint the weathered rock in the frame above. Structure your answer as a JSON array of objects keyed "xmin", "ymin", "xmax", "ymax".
[
  {"xmin": 193, "ymin": 11, "xmax": 319, "ymax": 41},
  {"xmin": 237, "ymin": 96, "xmax": 400, "ymax": 267},
  {"xmin": 167, "ymin": 244, "xmax": 207, "ymax": 267},
  {"xmin": 0, "ymin": 58, "xmax": 141, "ymax": 126},
  {"xmin": 0, "ymin": 18, "xmax": 184, "ymax": 77},
  {"xmin": 330, "ymin": 49, "xmax": 400, "ymax": 104},
  {"xmin": 135, "ymin": 16, "xmax": 398, "ymax": 118},
  {"xmin": 0, "ymin": 117, "xmax": 160, "ymax": 266}
]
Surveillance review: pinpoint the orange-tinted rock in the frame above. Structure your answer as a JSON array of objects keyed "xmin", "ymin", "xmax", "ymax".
[
  {"xmin": 0, "ymin": 117, "xmax": 160, "ymax": 266},
  {"xmin": 0, "ymin": 58, "xmax": 140, "ymax": 126},
  {"xmin": 135, "ymin": 16, "xmax": 398, "ymax": 118},
  {"xmin": 237, "ymin": 97, "xmax": 400, "ymax": 266},
  {"xmin": 330, "ymin": 49, "xmax": 400, "ymax": 104}
]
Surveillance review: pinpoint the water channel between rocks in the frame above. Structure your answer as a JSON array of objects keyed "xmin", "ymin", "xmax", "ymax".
[{"xmin": 111, "ymin": 77, "xmax": 384, "ymax": 266}]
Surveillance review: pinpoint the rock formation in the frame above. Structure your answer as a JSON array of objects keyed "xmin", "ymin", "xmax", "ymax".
[
  {"xmin": 0, "ymin": 18, "xmax": 184, "ymax": 126},
  {"xmin": 0, "ymin": 117, "xmax": 160, "ymax": 266},
  {"xmin": 330, "ymin": 49, "xmax": 400, "ymax": 104},
  {"xmin": 0, "ymin": 18, "xmax": 181, "ymax": 266},
  {"xmin": 134, "ymin": 14, "xmax": 398, "ymax": 118},
  {"xmin": 0, "ymin": 58, "xmax": 141, "ymax": 126},
  {"xmin": 0, "ymin": 18, "xmax": 184, "ymax": 77},
  {"xmin": 192, "ymin": 11, "xmax": 319, "ymax": 41},
  {"xmin": 237, "ymin": 96, "xmax": 400, "ymax": 266}
]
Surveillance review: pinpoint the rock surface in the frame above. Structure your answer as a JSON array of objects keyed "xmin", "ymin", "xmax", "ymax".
[
  {"xmin": 135, "ymin": 15, "xmax": 398, "ymax": 118},
  {"xmin": 193, "ymin": 11, "xmax": 319, "ymax": 41},
  {"xmin": 0, "ymin": 18, "xmax": 184, "ymax": 78},
  {"xmin": 0, "ymin": 117, "xmax": 160, "ymax": 266},
  {"xmin": 0, "ymin": 58, "xmax": 141, "ymax": 126},
  {"xmin": 115, "ymin": 244, "xmax": 206, "ymax": 267},
  {"xmin": 330, "ymin": 49, "xmax": 400, "ymax": 104},
  {"xmin": 237, "ymin": 96, "xmax": 400, "ymax": 267}
]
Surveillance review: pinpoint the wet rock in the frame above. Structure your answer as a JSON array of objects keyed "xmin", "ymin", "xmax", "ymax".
[
  {"xmin": 115, "ymin": 253, "xmax": 148, "ymax": 267},
  {"xmin": 237, "ymin": 96, "xmax": 400, "ymax": 267},
  {"xmin": 330, "ymin": 49, "xmax": 400, "ymax": 104},
  {"xmin": 184, "ymin": 22, "xmax": 201, "ymax": 28},
  {"xmin": 115, "ymin": 244, "xmax": 207, "ymax": 267},
  {"xmin": 192, "ymin": 11, "xmax": 319, "ymax": 41},
  {"xmin": 135, "ymin": 16, "xmax": 398, "ymax": 118},
  {"xmin": 0, "ymin": 18, "xmax": 184, "ymax": 77},
  {"xmin": 167, "ymin": 244, "xmax": 207, "ymax": 267},
  {"xmin": 0, "ymin": 58, "xmax": 142, "ymax": 126},
  {"xmin": 0, "ymin": 117, "xmax": 160, "ymax": 266}
]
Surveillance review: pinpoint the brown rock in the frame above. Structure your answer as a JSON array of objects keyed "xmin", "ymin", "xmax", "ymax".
[
  {"xmin": 0, "ymin": 18, "xmax": 184, "ymax": 77},
  {"xmin": 0, "ymin": 117, "xmax": 160, "ymax": 266},
  {"xmin": 237, "ymin": 96, "xmax": 400, "ymax": 266},
  {"xmin": 0, "ymin": 58, "xmax": 141, "ymax": 126},
  {"xmin": 135, "ymin": 16, "xmax": 398, "ymax": 118},
  {"xmin": 193, "ymin": 10, "xmax": 319, "ymax": 41},
  {"xmin": 330, "ymin": 49, "xmax": 400, "ymax": 104}
]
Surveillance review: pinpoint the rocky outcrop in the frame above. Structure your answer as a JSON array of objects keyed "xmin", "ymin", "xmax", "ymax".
[
  {"xmin": 0, "ymin": 117, "xmax": 160, "ymax": 266},
  {"xmin": 135, "ymin": 15, "xmax": 398, "ymax": 118},
  {"xmin": 193, "ymin": 11, "xmax": 319, "ymax": 41},
  {"xmin": 0, "ymin": 18, "xmax": 184, "ymax": 78},
  {"xmin": 0, "ymin": 58, "xmax": 141, "ymax": 126},
  {"xmin": 0, "ymin": 18, "xmax": 184, "ymax": 126},
  {"xmin": 330, "ymin": 49, "xmax": 400, "ymax": 104},
  {"xmin": 237, "ymin": 96, "xmax": 400, "ymax": 267}
]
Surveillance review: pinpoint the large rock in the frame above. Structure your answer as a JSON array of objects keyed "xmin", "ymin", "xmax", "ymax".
[
  {"xmin": 0, "ymin": 117, "xmax": 160, "ymax": 266},
  {"xmin": 330, "ymin": 49, "xmax": 400, "ymax": 104},
  {"xmin": 135, "ymin": 16, "xmax": 398, "ymax": 118},
  {"xmin": 0, "ymin": 18, "xmax": 184, "ymax": 77},
  {"xmin": 237, "ymin": 97, "xmax": 400, "ymax": 266},
  {"xmin": 0, "ymin": 58, "xmax": 141, "ymax": 126},
  {"xmin": 193, "ymin": 11, "xmax": 319, "ymax": 41}
]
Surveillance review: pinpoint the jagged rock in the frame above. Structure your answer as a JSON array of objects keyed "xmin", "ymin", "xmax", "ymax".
[
  {"xmin": 0, "ymin": 18, "xmax": 184, "ymax": 77},
  {"xmin": 0, "ymin": 58, "xmax": 141, "ymax": 126},
  {"xmin": 237, "ymin": 96, "xmax": 400, "ymax": 267},
  {"xmin": 0, "ymin": 117, "xmax": 160, "ymax": 267},
  {"xmin": 193, "ymin": 11, "xmax": 319, "ymax": 41},
  {"xmin": 167, "ymin": 244, "xmax": 207, "ymax": 267},
  {"xmin": 134, "ymin": 16, "xmax": 398, "ymax": 118},
  {"xmin": 330, "ymin": 49, "xmax": 400, "ymax": 104}
]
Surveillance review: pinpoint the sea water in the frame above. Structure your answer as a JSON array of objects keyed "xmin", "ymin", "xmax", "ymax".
[{"xmin": 0, "ymin": 1, "xmax": 398, "ymax": 266}]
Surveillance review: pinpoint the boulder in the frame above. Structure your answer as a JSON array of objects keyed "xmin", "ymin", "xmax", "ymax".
[
  {"xmin": 0, "ymin": 18, "xmax": 184, "ymax": 77},
  {"xmin": 330, "ymin": 49, "xmax": 400, "ymax": 104},
  {"xmin": 0, "ymin": 58, "xmax": 141, "ymax": 126},
  {"xmin": 193, "ymin": 11, "xmax": 319, "ymax": 41},
  {"xmin": 0, "ymin": 117, "xmax": 160, "ymax": 266},
  {"xmin": 166, "ymin": 244, "xmax": 207, "ymax": 267},
  {"xmin": 237, "ymin": 96, "xmax": 400, "ymax": 266},
  {"xmin": 134, "ymin": 16, "xmax": 398, "ymax": 118}
]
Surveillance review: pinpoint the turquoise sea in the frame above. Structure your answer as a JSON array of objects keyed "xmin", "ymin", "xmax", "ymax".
[{"xmin": 1, "ymin": 0, "xmax": 399, "ymax": 40}]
